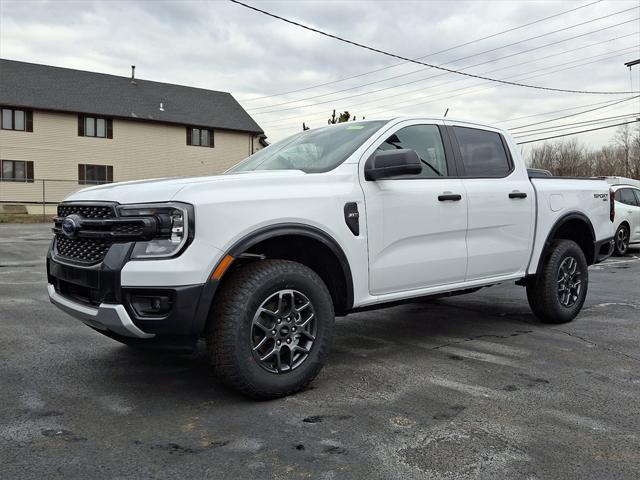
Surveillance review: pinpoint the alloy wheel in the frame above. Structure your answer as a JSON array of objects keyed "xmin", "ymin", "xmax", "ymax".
[
  {"xmin": 557, "ymin": 256, "xmax": 583, "ymax": 308},
  {"xmin": 250, "ymin": 289, "xmax": 316, "ymax": 374},
  {"xmin": 616, "ymin": 227, "xmax": 629, "ymax": 254}
]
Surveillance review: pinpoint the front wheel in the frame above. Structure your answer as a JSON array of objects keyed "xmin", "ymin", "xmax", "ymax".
[
  {"xmin": 526, "ymin": 239, "xmax": 588, "ymax": 324},
  {"xmin": 613, "ymin": 224, "xmax": 630, "ymax": 256},
  {"xmin": 207, "ymin": 259, "xmax": 335, "ymax": 399}
]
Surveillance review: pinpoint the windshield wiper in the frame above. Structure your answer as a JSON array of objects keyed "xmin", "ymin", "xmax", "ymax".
[
  {"xmin": 419, "ymin": 157, "xmax": 442, "ymax": 176},
  {"xmin": 385, "ymin": 141, "xmax": 442, "ymax": 176}
]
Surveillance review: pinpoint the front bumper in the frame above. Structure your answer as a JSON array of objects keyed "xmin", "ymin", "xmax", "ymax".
[
  {"xmin": 47, "ymin": 241, "xmax": 218, "ymax": 341},
  {"xmin": 47, "ymin": 284, "xmax": 153, "ymax": 339}
]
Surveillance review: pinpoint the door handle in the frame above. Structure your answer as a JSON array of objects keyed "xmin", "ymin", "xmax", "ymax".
[
  {"xmin": 509, "ymin": 192, "xmax": 527, "ymax": 199},
  {"xmin": 438, "ymin": 194, "xmax": 462, "ymax": 201}
]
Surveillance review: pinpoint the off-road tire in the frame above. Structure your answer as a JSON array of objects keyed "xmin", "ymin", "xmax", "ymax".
[
  {"xmin": 207, "ymin": 259, "xmax": 335, "ymax": 399},
  {"xmin": 613, "ymin": 224, "xmax": 630, "ymax": 256},
  {"xmin": 526, "ymin": 239, "xmax": 588, "ymax": 324}
]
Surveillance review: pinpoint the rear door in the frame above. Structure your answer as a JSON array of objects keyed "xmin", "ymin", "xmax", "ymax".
[
  {"xmin": 446, "ymin": 123, "xmax": 535, "ymax": 280},
  {"xmin": 360, "ymin": 121, "xmax": 468, "ymax": 295},
  {"xmin": 620, "ymin": 188, "xmax": 640, "ymax": 242},
  {"xmin": 633, "ymin": 189, "xmax": 640, "ymax": 242}
]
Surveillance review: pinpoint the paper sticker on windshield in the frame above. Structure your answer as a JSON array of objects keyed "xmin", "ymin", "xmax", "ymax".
[{"xmin": 346, "ymin": 125, "xmax": 364, "ymax": 130}]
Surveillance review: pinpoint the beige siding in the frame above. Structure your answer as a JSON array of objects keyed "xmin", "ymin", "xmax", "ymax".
[{"xmin": 0, "ymin": 110, "xmax": 262, "ymax": 207}]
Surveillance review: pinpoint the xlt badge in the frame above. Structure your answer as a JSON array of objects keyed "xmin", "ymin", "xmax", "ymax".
[{"xmin": 344, "ymin": 202, "xmax": 359, "ymax": 236}]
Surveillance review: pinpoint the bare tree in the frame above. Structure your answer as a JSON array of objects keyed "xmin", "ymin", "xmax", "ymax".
[
  {"xmin": 527, "ymin": 127, "xmax": 640, "ymax": 178},
  {"xmin": 630, "ymin": 124, "xmax": 640, "ymax": 178},
  {"xmin": 614, "ymin": 124, "xmax": 632, "ymax": 177}
]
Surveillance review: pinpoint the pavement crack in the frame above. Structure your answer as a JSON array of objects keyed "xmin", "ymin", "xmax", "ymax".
[
  {"xmin": 434, "ymin": 301, "xmax": 640, "ymax": 364},
  {"xmin": 431, "ymin": 331, "xmax": 532, "ymax": 350},
  {"xmin": 553, "ymin": 329, "xmax": 640, "ymax": 363}
]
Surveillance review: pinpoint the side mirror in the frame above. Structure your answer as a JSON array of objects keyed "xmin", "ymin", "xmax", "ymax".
[{"xmin": 364, "ymin": 149, "xmax": 422, "ymax": 180}]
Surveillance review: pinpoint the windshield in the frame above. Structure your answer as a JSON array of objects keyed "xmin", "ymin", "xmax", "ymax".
[{"xmin": 228, "ymin": 121, "xmax": 387, "ymax": 174}]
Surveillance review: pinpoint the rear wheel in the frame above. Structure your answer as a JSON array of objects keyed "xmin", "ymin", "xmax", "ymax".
[
  {"xmin": 613, "ymin": 224, "xmax": 630, "ymax": 256},
  {"xmin": 207, "ymin": 259, "xmax": 335, "ymax": 399},
  {"xmin": 526, "ymin": 239, "xmax": 588, "ymax": 324}
]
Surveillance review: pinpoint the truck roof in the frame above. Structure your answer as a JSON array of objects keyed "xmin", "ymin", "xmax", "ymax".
[{"xmin": 362, "ymin": 116, "xmax": 509, "ymax": 135}]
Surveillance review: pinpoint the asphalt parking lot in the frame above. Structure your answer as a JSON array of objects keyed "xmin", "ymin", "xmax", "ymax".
[{"xmin": 1, "ymin": 224, "xmax": 639, "ymax": 480}]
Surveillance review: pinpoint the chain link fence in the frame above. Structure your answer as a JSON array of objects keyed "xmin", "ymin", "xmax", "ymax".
[{"xmin": 0, "ymin": 179, "xmax": 105, "ymax": 220}]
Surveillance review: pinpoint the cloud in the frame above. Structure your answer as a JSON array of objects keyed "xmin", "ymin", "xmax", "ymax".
[{"xmin": 1, "ymin": 0, "xmax": 638, "ymax": 146}]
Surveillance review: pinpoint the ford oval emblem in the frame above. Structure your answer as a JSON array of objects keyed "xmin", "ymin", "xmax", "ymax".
[{"xmin": 62, "ymin": 215, "xmax": 81, "ymax": 238}]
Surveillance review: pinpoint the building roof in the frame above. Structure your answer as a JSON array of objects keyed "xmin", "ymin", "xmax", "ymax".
[{"xmin": 0, "ymin": 59, "xmax": 263, "ymax": 134}]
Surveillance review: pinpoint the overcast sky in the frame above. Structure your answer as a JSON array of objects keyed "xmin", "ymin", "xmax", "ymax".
[{"xmin": 1, "ymin": 0, "xmax": 639, "ymax": 152}]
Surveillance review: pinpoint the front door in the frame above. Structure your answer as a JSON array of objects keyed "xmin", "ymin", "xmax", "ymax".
[{"xmin": 361, "ymin": 121, "xmax": 468, "ymax": 295}]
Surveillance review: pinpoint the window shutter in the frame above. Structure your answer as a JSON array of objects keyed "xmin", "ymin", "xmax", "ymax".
[
  {"xmin": 209, "ymin": 129, "xmax": 215, "ymax": 148},
  {"xmin": 107, "ymin": 165, "xmax": 113, "ymax": 183},
  {"xmin": 26, "ymin": 111, "xmax": 33, "ymax": 132},
  {"xmin": 26, "ymin": 161, "xmax": 34, "ymax": 183},
  {"xmin": 106, "ymin": 119, "xmax": 113, "ymax": 139},
  {"xmin": 186, "ymin": 127, "xmax": 192, "ymax": 145},
  {"xmin": 78, "ymin": 164, "xmax": 85, "ymax": 184},
  {"xmin": 78, "ymin": 116, "xmax": 85, "ymax": 136}
]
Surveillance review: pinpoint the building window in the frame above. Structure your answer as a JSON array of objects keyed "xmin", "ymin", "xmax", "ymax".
[
  {"xmin": 78, "ymin": 116, "xmax": 113, "ymax": 138},
  {"xmin": 187, "ymin": 127, "xmax": 214, "ymax": 147},
  {"xmin": 1, "ymin": 160, "xmax": 34, "ymax": 182},
  {"xmin": 1, "ymin": 107, "xmax": 33, "ymax": 132},
  {"xmin": 78, "ymin": 164, "xmax": 113, "ymax": 185}
]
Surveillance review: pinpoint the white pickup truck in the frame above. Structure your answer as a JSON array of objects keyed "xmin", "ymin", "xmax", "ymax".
[{"xmin": 47, "ymin": 117, "xmax": 615, "ymax": 398}]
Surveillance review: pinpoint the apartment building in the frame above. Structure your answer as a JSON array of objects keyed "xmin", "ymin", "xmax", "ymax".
[{"xmin": 0, "ymin": 59, "xmax": 266, "ymax": 213}]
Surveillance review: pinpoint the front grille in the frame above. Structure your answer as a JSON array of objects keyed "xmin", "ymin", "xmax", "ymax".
[
  {"xmin": 111, "ymin": 223, "xmax": 144, "ymax": 236},
  {"xmin": 54, "ymin": 203, "xmax": 118, "ymax": 264},
  {"xmin": 55, "ymin": 235, "xmax": 112, "ymax": 264},
  {"xmin": 57, "ymin": 204, "xmax": 115, "ymax": 219}
]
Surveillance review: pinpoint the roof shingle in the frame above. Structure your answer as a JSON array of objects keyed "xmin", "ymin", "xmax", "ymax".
[{"xmin": 0, "ymin": 59, "xmax": 263, "ymax": 134}]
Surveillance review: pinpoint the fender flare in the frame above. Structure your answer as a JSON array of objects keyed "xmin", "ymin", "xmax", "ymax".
[
  {"xmin": 536, "ymin": 211, "xmax": 596, "ymax": 272},
  {"xmin": 222, "ymin": 223, "xmax": 354, "ymax": 312}
]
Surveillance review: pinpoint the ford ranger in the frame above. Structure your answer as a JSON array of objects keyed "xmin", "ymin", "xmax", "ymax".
[{"xmin": 47, "ymin": 117, "xmax": 615, "ymax": 398}]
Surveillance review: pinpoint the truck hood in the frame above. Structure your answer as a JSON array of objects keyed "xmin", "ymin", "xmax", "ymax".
[{"xmin": 65, "ymin": 170, "xmax": 306, "ymax": 204}]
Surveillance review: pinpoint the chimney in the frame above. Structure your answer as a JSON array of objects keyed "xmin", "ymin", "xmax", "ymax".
[{"xmin": 130, "ymin": 65, "xmax": 136, "ymax": 84}]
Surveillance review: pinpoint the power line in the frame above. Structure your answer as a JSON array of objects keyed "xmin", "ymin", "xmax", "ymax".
[
  {"xmin": 260, "ymin": 46, "xmax": 638, "ymax": 130},
  {"xmin": 248, "ymin": 22, "xmax": 638, "ymax": 113},
  {"xmin": 513, "ymin": 113, "xmax": 640, "ymax": 136},
  {"xmin": 509, "ymin": 95, "xmax": 640, "ymax": 130},
  {"xmin": 230, "ymin": 0, "xmax": 639, "ymax": 96},
  {"xmin": 258, "ymin": 44, "xmax": 638, "ymax": 128},
  {"xmin": 515, "ymin": 119, "xmax": 639, "ymax": 144},
  {"xmin": 239, "ymin": 0, "xmax": 604, "ymax": 102},
  {"xmin": 246, "ymin": 11, "xmax": 637, "ymax": 112},
  {"xmin": 495, "ymin": 97, "xmax": 637, "ymax": 123},
  {"xmin": 251, "ymin": 28, "xmax": 639, "ymax": 116}
]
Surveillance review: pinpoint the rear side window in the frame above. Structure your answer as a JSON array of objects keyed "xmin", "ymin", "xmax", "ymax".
[
  {"xmin": 618, "ymin": 188, "xmax": 639, "ymax": 206},
  {"xmin": 634, "ymin": 189, "xmax": 640, "ymax": 205},
  {"xmin": 453, "ymin": 126, "xmax": 511, "ymax": 177}
]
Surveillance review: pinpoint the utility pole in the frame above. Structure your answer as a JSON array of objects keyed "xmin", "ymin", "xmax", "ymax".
[{"xmin": 622, "ymin": 59, "xmax": 640, "ymax": 177}]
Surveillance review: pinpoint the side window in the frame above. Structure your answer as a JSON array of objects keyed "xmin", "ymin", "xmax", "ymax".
[
  {"xmin": 376, "ymin": 124, "xmax": 448, "ymax": 178},
  {"xmin": 453, "ymin": 126, "xmax": 511, "ymax": 177},
  {"xmin": 633, "ymin": 189, "xmax": 640, "ymax": 206},
  {"xmin": 619, "ymin": 188, "xmax": 639, "ymax": 206}
]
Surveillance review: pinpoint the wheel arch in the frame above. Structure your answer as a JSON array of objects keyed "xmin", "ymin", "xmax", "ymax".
[
  {"xmin": 214, "ymin": 223, "xmax": 354, "ymax": 316},
  {"xmin": 616, "ymin": 220, "xmax": 631, "ymax": 232},
  {"xmin": 537, "ymin": 212, "xmax": 596, "ymax": 272}
]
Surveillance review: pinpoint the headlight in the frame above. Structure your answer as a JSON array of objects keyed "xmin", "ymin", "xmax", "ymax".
[{"xmin": 117, "ymin": 202, "xmax": 193, "ymax": 259}]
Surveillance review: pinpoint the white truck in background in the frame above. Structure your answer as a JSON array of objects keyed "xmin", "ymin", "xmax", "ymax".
[{"xmin": 47, "ymin": 117, "xmax": 615, "ymax": 398}]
